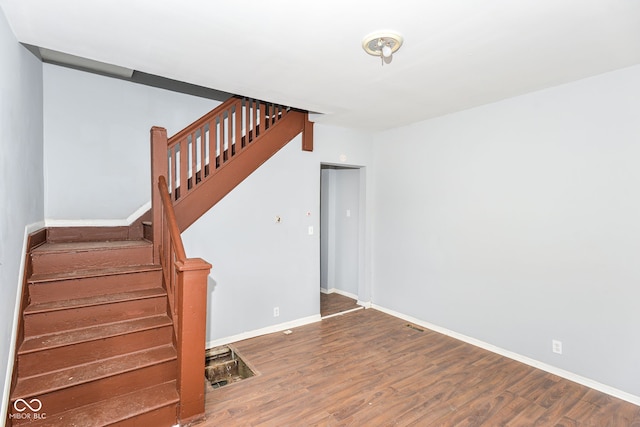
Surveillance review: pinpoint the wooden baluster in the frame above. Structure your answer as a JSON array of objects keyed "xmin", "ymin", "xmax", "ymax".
[
  {"xmin": 247, "ymin": 98, "xmax": 252, "ymax": 142},
  {"xmin": 235, "ymin": 100, "xmax": 242, "ymax": 153},
  {"xmin": 162, "ymin": 211, "xmax": 170, "ymax": 303},
  {"xmin": 190, "ymin": 132, "xmax": 197, "ymax": 188},
  {"xmin": 252, "ymin": 99, "xmax": 258, "ymax": 139},
  {"xmin": 243, "ymin": 98, "xmax": 249, "ymax": 147},
  {"xmin": 219, "ymin": 112, "xmax": 226, "ymax": 165},
  {"xmin": 227, "ymin": 106, "xmax": 233, "ymax": 159},
  {"xmin": 180, "ymin": 139, "xmax": 188, "ymax": 198},
  {"xmin": 260, "ymin": 101, "xmax": 267, "ymax": 136},
  {"xmin": 210, "ymin": 118, "xmax": 218, "ymax": 171},
  {"xmin": 201, "ymin": 125, "xmax": 207, "ymax": 179},
  {"xmin": 171, "ymin": 145, "xmax": 178, "ymax": 200}
]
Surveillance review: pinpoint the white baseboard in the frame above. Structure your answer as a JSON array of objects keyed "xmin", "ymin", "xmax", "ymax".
[
  {"xmin": 321, "ymin": 288, "xmax": 358, "ymax": 301},
  {"xmin": 2, "ymin": 221, "xmax": 45, "ymax": 423},
  {"xmin": 45, "ymin": 201, "xmax": 151, "ymax": 228},
  {"xmin": 372, "ymin": 304, "xmax": 640, "ymax": 407},
  {"xmin": 206, "ymin": 314, "xmax": 322, "ymax": 349}
]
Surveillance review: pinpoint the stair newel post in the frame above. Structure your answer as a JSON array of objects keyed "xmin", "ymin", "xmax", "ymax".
[
  {"xmin": 302, "ymin": 113, "xmax": 314, "ymax": 152},
  {"xmin": 151, "ymin": 126, "xmax": 169, "ymax": 264},
  {"xmin": 175, "ymin": 258, "xmax": 212, "ymax": 424}
]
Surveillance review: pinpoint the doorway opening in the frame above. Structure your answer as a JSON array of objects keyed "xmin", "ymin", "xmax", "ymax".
[{"xmin": 320, "ymin": 164, "xmax": 366, "ymax": 318}]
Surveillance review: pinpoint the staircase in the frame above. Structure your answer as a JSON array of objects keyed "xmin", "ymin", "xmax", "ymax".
[
  {"xmin": 9, "ymin": 232, "xmax": 179, "ymax": 426},
  {"xmin": 7, "ymin": 95, "xmax": 312, "ymax": 426}
]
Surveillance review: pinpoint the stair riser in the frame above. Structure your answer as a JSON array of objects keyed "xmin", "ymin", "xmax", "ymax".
[
  {"xmin": 29, "ymin": 270, "xmax": 162, "ymax": 305},
  {"xmin": 31, "ymin": 245, "xmax": 153, "ymax": 275},
  {"xmin": 12, "ymin": 360, "xmax": 177, "ymax": 422},
  {"xmin": 18, "ymin": 325, "xmax": 173, "ymax": 377},
  {"xmin": 110, "ymin": 403, "xmax": 178, "ymax": 427},
  {"xmin": 46, "ymin": 226, "xmax": 132, "ymax": 244},
  {"xmin": 24, "ymin": 297, "xmax": 168, "ymax": 336}
]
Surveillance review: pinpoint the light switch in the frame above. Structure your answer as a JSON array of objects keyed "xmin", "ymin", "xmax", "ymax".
[{"xmin": 308, "ymin": 226, "xmax": 314, "ymax": 235}]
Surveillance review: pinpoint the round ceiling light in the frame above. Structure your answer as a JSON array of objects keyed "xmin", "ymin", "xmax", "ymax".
[{"xmin": 362, "ymin": 31, "xmax": 404, "ymax": 64}]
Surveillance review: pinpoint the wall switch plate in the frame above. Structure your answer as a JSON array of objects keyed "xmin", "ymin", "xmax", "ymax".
[
  {"xmin": 308, "ymin": 226, "xmax": 314, "ymax": 235},
  {"xmin": 552, "ymin": 340, "xmax": 562, "ymax": 354}
]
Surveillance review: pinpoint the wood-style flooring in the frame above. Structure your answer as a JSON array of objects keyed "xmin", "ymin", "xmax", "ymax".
[
  {"xmin": 202, "ymin": 309, "xmax": 640, "ymax": 426},
  {"xmin": 321, "ymin": 292, "xmax": 361, "ymax": 317}
]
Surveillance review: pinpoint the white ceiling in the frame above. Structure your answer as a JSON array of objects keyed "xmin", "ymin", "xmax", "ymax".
[{"xmin": 2, "ymin": 0, "xmax": 640, "ymax": 130}]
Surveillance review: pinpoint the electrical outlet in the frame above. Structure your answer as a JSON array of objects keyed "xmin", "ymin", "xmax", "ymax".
[
  {"xmin": 552, "ymin": 340, "xmax": 563, "ymax": 354},
  {"xmin": 273, "ymin": 307, "xmax": 280, "ymax": 317}
]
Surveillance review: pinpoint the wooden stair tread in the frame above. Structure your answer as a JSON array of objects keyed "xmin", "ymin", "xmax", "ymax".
[
  {"xmin": 24, "ymin": 381, "xmax": 179, "ymax": 427},
  {"xmin": 20, "ymin": 315, "xmax": 173, "ymax": 354},
  {"xmin": 12, "ymin": 345, "xmax": 176, "ymax": 398},
  {"xmin": 24, "ymin": 288, "xmax": 166, "ymax": 314},
  {"xmin": 32, "ymin": 239, "xmax": 152, "ymax": 253},
  {"xmin": 28, "ymin": 264, "xmax": 161, "ymax": 284}
]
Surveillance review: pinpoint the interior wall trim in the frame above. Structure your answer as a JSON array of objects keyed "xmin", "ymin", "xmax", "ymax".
[
  {"xmin": 372, "ymin": 304, "xmax": 640, "ymax": 407},
  {"xmin": 45, "ymin": 201, "xmax": 151, "ymax": 228},
  {"xmin": 205, "ymin": 314, "xmax": 321, "ymax": 350}
]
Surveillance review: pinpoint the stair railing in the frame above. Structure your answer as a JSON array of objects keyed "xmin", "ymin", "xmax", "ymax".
[
  {"xmin": 166, "ymin": 96, "xmax": 289, "ymax": 207},
  {"xmin": 155, "ymin": 173, "xmax": 211, "ymax": 424},
  {"xmin": 149, "ymin": 96, "xmax": 312, "ymax": 424},
  {"xmin": 152, "ymin": 95, "xmax": 311, "ymax": 233}
]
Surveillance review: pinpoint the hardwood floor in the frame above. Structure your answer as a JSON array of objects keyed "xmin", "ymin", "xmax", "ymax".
[
  {"xmin": 202, "ymin": 309, "xmax": 640, "ymax": 426},
  {"xmin": 320, "ymin": 292, "xmax": 361, "ymax": 317}
]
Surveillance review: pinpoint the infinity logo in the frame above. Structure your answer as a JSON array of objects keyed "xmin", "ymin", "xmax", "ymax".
[{"xmin": 13, "ymin": 398, "xmax": 42, "ymax": 412}]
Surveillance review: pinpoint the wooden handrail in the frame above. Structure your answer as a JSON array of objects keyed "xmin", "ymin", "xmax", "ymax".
[
  {"xmin": 152, "ymin": 168, "xmax": 211, "ymax": 424},
  {"xmin": 168, "ymin": 95, "xmax": 242, "ymax": 144},
  {"xmin": 157, "ymin": 175, "xmax": 186, "ymax": 261}
]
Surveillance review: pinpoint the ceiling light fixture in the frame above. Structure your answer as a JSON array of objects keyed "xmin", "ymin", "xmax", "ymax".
[{"xmin": 362, "ymin": 31, "xmax": 403, "ymax": 66}]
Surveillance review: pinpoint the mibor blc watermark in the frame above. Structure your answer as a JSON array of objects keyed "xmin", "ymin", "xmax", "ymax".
[{"xmin": 10, "ymin": 398, "xmax": 46, "ymax": 420}]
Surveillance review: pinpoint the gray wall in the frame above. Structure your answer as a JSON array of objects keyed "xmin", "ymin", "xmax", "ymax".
[
  {"xmin": 0, "ymin": 6, "xmax": 44, "ymax": 414},
  {"xmin": 182, "ymin": 124, "xmax": 374, "ymax": 344},
  {"xmin": 372, "ymin": 64, "xmax": 640, "ymax": 397},
  {"xmin": 43, "ymin": 64, "xmax": 218, "ymax": 222}
]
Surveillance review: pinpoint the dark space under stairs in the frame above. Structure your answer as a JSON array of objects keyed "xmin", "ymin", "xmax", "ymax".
[{"xmin": 10, "ymin": 235, "xmax": 179, "ymax": 426}]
